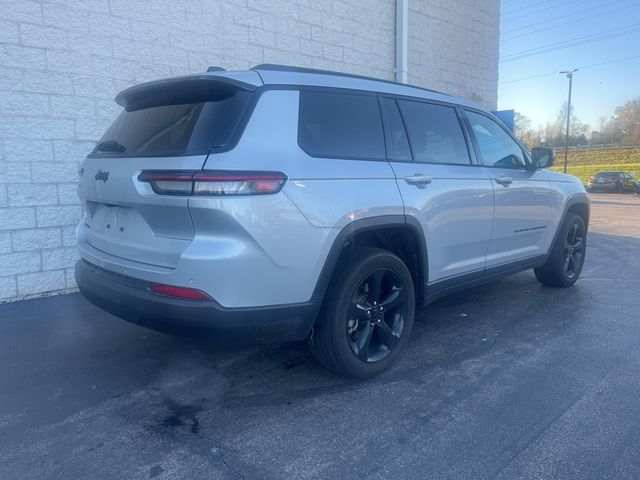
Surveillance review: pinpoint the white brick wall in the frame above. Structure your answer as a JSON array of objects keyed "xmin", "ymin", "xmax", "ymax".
[{"xmin": 0, "ymin": 0, "xmax": 499, "ymax": 302}]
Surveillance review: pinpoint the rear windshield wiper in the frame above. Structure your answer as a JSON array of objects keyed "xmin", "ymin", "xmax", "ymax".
[{"xmin": 96, "ymin": 140, "xmax": 126, "ymax": 153}]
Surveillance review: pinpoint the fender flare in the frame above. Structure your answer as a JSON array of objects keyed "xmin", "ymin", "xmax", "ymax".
[
  {"xmin": 310, "ymin": 215, "xmax": 429, "ymax": 303},
  {"xmin": 548, "ymin": 193, "xmax": 590, "ymax": 255}
]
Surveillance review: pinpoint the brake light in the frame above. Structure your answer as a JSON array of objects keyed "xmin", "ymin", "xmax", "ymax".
[
  {"xmin": 138, "ymin": 171, "xmax": 287, "ymax": 196},
  {"xmin": 149, "ymin": 282, "xmax": 212, "ymax": 301},
  {"xmin": 138, "ymin": 171, "xmax": 194, "ymax": 195}
]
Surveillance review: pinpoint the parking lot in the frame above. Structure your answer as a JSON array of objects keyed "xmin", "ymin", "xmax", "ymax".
[{"xmin": 1, "ymin": 193, "xmax": 639, "ymax": 480}]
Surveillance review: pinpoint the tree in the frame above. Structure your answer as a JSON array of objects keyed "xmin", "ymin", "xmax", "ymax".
[
  {"xmin": 513, "ymin": 111, "xmax": 534, "ymax": 148},
  {"xmin": 540, "ymin": 102, "xmax": 590, "ymax": 148},
  {"xmin": 605, "ymin": 98, "xmax": 640, "ymax": 144},
  {"xmin": 555, "ymin": 102, "xmax": 589, "ymax": 144}
]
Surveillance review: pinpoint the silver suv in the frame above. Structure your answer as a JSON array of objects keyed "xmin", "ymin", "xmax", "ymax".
[{"xmin": 76, "ymin": 64, "xmax": 589, "ymax": 378}]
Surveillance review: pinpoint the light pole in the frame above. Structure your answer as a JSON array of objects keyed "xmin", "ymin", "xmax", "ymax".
[{"xmin": 559, "ymin": 69, "xmax": 578, "ymax": 174}]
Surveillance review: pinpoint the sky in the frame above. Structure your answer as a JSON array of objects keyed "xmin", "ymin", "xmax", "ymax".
[{"xmin": 498, "ymin": 0, "xmax": 640, "ymax": 131}]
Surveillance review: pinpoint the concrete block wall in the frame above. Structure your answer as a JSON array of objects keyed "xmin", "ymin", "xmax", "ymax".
[
  {"xmin": 408, "ymin": 0, "xmax": 500, "ymax": 107},
  {"xmin": 0, "ymin": 0, "xmax": 499, "ymax": 302}
]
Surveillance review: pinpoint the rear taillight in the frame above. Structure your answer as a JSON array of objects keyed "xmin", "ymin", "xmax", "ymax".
[
  {"xmin": 138, "ymin": 171, "xmax": 287, "ymax": 196},
  {"xmin": 149, "ymin": 282, "xmax": 212, "ymax": 301},
  {"xmin": 193, "ymin": 172, "xmax": 286, "ymax": 196},
  {"xmin": 138, "ymin": 171, "xmax": 194, "ymax": 195}
]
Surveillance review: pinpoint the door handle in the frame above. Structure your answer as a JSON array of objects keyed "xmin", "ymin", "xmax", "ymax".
[
  {"xmin": 404, "ymin": 174, "xmax": 432, "ymax": 189},
  {"xmin": 494, "ymin": 175, "xmax": 513, "ymax": 186}
]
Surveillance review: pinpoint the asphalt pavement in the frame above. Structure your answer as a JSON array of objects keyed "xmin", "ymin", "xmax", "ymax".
[{"xmin": 1, "ymin": 193, "xmax": 639, "ymax": 480}]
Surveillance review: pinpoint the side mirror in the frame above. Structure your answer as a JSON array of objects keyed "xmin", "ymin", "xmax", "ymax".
[{"xmin": 531, "ymin": 147, "xmax": 555, "ymax": 169}]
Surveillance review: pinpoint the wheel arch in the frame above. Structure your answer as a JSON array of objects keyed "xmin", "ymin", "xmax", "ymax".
[
  {"xmin": 311, "ymin": 215, "xmax": 429, "ymax": 306},
  {"xmin": 548, "ymin": 194, "xmax": 590, "ymax": 255},
  {"xmin": 567, "ymin": 200, "xmax": 590, "ymax": 228}
]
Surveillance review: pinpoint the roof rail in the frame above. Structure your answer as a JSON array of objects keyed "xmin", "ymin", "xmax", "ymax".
[
  {"xmin": 252, "ymin": 64, "xmax": 337, "ymax": 75},
  {"xmin": 251, "ymin": 63, "xmax": 449, "ymax": 96},
  {"xmin": 206, "ymin": 66, "xmax": 226, "ymax": 72}
]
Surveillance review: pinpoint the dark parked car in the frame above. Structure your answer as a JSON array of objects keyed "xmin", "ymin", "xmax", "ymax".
[{"xmin": 587, "ymin": 171, "xmax": 636, "ymax": 193}]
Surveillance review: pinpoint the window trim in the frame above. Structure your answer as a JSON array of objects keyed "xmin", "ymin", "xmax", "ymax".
[
  {"xmin": 455, "ymin": 106, "xmax": 481, "ymax": 166},
  {"xmin": 296, "ymin": 87, "xmax": 388, "ymax": 162},
  {"xmin": 462, "ymin": 108, "xmax": 534, "ymax": 170},
  {"xmin": 378, "ymin": 96, "xmax": 413, "ymax": 162}
]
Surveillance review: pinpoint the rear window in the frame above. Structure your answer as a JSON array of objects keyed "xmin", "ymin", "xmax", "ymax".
[
  {"xmin": 91, "ymin": 89, "xmax": 251, "ymax": 157},
  {"xmin": 298, "ymin": 91, "xmax": 385, "ymax": 159},
  {"xmin": 595, "ymin": 172, "xmax": 620, "ymax": 177}
]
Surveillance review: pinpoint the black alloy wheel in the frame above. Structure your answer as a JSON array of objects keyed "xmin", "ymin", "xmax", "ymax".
[
  {"xmin": 534, "ymin": 213, "xmax": 587, "ymax": 287},
  {"xmin": 308, "ymin": 248, "xmax": 416, "ymax": 378},
  {"xmin": 562, "ymin": 222, "xmax": 585, "ymax": 280},
  {"xmin": 346, "ymin": 268, "xmax": 409, "ymax": 363}
]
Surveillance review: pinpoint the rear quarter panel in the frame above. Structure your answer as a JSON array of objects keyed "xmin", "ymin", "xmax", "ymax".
[{"xmin": 199, "ymin": 88, "xmax": 403, "ymax": 307}]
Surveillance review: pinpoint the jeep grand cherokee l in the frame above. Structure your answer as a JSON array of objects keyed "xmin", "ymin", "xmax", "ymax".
[{"xmin": 75, "ymin": 64, "xmax": 589, "ymax": 378}]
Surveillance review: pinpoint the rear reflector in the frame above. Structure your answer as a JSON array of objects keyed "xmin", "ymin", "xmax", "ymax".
[
  {"xmin": 149, "ymin": 283, "xmax": 212, "ymax": 301},
  {"xmin": 138, "ymin": 170, "xmax": 287, "ymax": 196}
]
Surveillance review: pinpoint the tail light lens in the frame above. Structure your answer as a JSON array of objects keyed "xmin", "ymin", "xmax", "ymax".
[
  {"xmin": 138, "ymin": 171, "xmax": 194, "ymax": 195},
  {"xmin": 138, "ymin": 171, "xmax": 287, "ymax": 196}
]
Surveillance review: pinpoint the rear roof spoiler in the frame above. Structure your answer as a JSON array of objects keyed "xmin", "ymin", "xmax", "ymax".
[{"xmin": 115, "ymin": 74, "xmax": 257, "ymax": 111}]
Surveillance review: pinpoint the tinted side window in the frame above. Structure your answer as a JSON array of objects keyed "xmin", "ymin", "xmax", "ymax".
[
  {"xmin": 397, "ymin": 100, "xmax": 470, "ymax": 165},
  {"xmin": 298, "ymin": 91, "xmax": 385, "ymax": 159},
  {"xmin": 466, "ymin": 111, "xmax": 526, "ymax": 169},
  {"xmin": 380, "ymin": 98, "xmax": 412, "ymax": 161}
]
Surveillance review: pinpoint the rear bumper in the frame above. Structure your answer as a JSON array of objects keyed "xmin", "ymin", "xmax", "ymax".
[{"xmin": 75, "ymin": 260, "xmax": 320, "ymax": 343}]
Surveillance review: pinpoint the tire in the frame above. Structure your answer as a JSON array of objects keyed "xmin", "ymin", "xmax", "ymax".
[
  {"xmin": 534, "ymin": 213, "xmax": 587, "ymax": 287},
  {"xmin": 308, "ymin": 248, "xmax": 415, "ymax": 379}
]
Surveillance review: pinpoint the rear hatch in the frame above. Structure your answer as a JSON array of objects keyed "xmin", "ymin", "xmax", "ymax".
[{"xmin": 79, "ymin": 72, "xmax": 260, "ymax": 268}]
